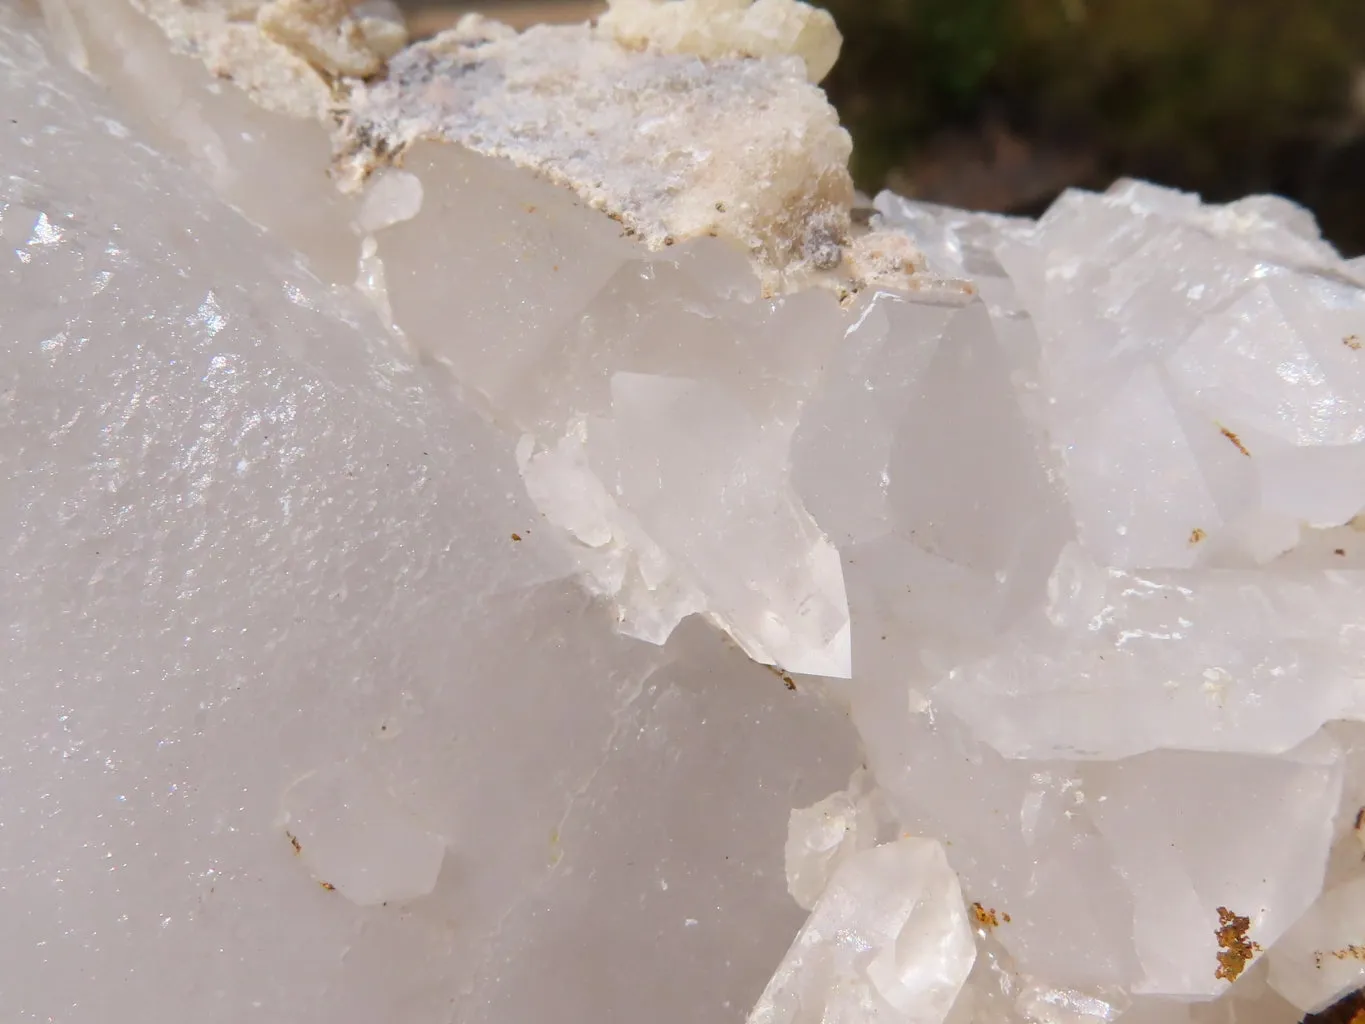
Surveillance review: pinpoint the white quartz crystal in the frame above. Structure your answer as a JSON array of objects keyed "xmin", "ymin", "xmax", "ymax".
[
  {"xmin": 939, "ymin": 543, "xmax": 1365, "ymax": 758},
  {"xmin": 10, "ymin": 0, "xmax": 1365, "ymax": 1022},
  {"xmin": 784, "ymin": 768, "xmax": 886, "ymax": 911},
  {"xmin": 749, "ymin": 838, "xmax": 977, "ymax": 1024},
  {"xmin": 0, "ymin": 10, "xmax": 860, "ymax": 1022}
]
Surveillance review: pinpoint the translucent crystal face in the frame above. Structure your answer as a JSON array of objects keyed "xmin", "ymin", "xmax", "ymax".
[{"xmin": 10, "ymin": 1, "xmax": 1365, "ymax": 1023}]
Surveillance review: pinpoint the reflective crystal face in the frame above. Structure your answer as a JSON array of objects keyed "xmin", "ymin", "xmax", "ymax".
[{"xmin": 8, "ymin": 2, "xmax": 1365, "ymax": 1022}]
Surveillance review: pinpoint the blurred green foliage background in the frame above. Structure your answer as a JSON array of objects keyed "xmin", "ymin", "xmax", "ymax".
[{"xmin": 816, "ymin": 0, "xmax": 1365, "ymax": 253}]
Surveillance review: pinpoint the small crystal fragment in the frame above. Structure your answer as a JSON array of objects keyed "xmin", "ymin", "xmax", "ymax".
[
  {"xmin": 785, "ymin": 768, "xmax": 884, "ymax": 911},
  {"xmin": 279, "ymin": 759, "xmax": 446, "ymax": 906},
  {"xmin": 749, "ymin": 838, "xmax": 977, "ymax": 1024}
]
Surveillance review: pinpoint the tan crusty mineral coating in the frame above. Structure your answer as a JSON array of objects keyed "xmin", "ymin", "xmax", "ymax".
[
  {"xmin": 599, "ymin": 0, "xmax": 842, "ymax": 84},
  {"xmin": 336, "ymin": 13, "xmax": 855, "ymax": 283},
  {"xmin": 125, "ymin": 0, "xmax": 405, "ymax": 117},
  {"xmin": 116, "ymin": 0, "xmax": 860, "ymax": 287}
]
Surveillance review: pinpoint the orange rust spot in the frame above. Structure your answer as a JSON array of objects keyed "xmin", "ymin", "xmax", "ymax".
[
  {"xmin": 970, "ymin": 902, "xmax": 1008, "ymax": 930},
  {"xmin": 1345, "ymin": 334, "xmax": 1362, "ymax": 351},
  {"xmin": 319, "ymin": 881, "xmax": 336, "ymax": 892},
  {"xmin": 510, "ymin": 533, "xmax": 522, "ymax": 542},
  {"xmin": 1189, "ymin": 528, "xmax": 1207, "ymax": 545},
  {"xmin": 1214, "ymin": 906, "xmax": 1260, "ymax": 982},
  {"xmin": 763, "ymin": 664, "xmax": 798, "ymax": 691},
  {"xmin": 1315, "ymin": 945, "xmax": 1365, "ymax": 974},
  {"xmin": 1218, "ymin": 425, "xmax": 1251, "ymax": 457}
]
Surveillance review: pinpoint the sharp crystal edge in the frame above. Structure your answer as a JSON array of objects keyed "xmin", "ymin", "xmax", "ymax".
[{"xmin": 7, "ymin": 0, "xmax": 1365, "ymax": 1021}]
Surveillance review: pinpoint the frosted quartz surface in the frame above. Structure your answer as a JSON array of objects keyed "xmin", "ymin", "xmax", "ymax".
[
  {"xmin": 13, "ymin": 0, "xmax": 1365, "ymax": 1022},
  {"xmin": 0, "ymin": 11, "xmax": 861, "ymax": 1023}
]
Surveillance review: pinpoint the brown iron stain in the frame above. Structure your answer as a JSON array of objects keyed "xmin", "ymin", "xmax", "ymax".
[
  {"xmin": 971, "ymin": 902, "xmax": 1010, "ymax": 930},
  {"xmin": 1214, "ymin": 906, "xmax": 1260, "ymax": 982},
  {"xmin": 511, "ymin": 533, "xmax": 522, "ymax": 542},
  {"xmin": 1189, "ymin": 527, "xmax": 1207, "ymax": 545},
  {"xmin": 764, "ymin": 664, "xmax": 798, "ymax": 691},
  {"xmin": 1314, "ymin": 945, "xmax": 1365, "ymax": 969},
  {"xmin": 319, "ymin": 881, "xmax": 336, "ymax": 892},
  {"xmin": 1301, "ymin": 987, "xmax": 1365, "ymax": 1023},
  {"xmin": 1345, "ymin": 335, "xmax": 1362, "ymax": 351},
  {"xmin": 286, "ymin": 831, "xmax": 302, "ymax": 855},
  {"xmin": 1337, "ymin": 548, "xmax": 1349, "ymax": 557},
  {"xmin": 1218, "ymin": 424, "xmax": 1251, "ymax": 457}
]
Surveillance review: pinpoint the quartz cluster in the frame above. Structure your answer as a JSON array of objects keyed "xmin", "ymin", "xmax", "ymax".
[{"xmin": 6, "ymin": 1, "xmax": 1365, "ymax": 1022}]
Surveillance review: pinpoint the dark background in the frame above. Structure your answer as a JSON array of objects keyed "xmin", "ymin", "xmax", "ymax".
[
  {"xmin": 821, "ymin": 0, "xmax": 1365, "ymax": 257},
  {"xmin": 401, "ymin": 0, "xmax": 1365, "ymax": 256}
]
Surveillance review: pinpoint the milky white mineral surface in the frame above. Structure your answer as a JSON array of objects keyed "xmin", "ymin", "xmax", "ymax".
[
  {"xmin": 599, "ymin": 0, "xmax": 843, "ymax": 84},
  {"xmin": 7, "ymin": 0, "xmax": 1365, "ymax": 1022}
]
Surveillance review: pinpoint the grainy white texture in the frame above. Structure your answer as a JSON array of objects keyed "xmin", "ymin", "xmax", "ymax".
[
  {"xmin": 599, "ymin": 0, "xmax": 843, "ymax": 84},
  {"xmin": 0, "ymin": 11, "xmax": 860, "ymax": 1022},
  {"xmin": 340, "ymin": 16, "xmax": 855, "ymax": 279}
]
